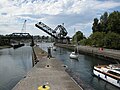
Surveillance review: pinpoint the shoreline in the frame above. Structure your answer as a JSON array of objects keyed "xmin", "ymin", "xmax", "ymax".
[{"xmin": 55, "ymin": 44, "xmax": 120, "ymax": 62}]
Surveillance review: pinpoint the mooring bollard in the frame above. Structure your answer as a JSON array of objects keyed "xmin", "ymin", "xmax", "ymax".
[
  {"xmin": 47, "ymin": 47, "xmax": 52, "ymax": 58},
  {"xmin": 38, "ymin": 85, "xmax": 50, "ymax": 90}
]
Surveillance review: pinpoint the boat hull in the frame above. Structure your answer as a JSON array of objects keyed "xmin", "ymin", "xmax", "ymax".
[
  {"xmin": 93, "ymin": 67, "xmax": 120, "ymax": 88},
  {"xmin": 13, "ymin": 44, "xmax": 24, "ymax": 49},
  {"xmin": 69, "ymin": 53, "xmax": 78, "ymax": 59}
]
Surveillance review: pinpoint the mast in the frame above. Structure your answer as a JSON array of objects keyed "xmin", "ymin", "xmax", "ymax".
[{"xmin": 74, "ymin": 28, "xmax": 78, "ymax": 53}]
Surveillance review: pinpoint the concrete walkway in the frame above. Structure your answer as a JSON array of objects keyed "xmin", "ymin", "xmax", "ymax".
[
  {"xmin": 78, "ymin": 45, "xmax": 120, "ymax": 61},
  {"xmin": 12, "ymin": 47, "xmax": 83, "ymax": 90}
]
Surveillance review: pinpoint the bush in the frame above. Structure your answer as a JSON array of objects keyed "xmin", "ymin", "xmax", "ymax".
[
  {"xmin": 104, "ymin": 32, "xmax": 120, "ymax": 49},
  {"xmin": 85, "ymin": 32, "xmax": 120, "ymax": 49}
]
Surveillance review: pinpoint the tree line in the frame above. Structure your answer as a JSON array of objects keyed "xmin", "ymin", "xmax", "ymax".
[
  {"xmin": 72, "ymin": 11, "xmax": 120, "ymax": 49},
  {"xmin": 92, "ymin": 11, "xmax": 120, "ymax": 33},
  {"xmin": 0, "ymin": 35, "xmax": 54, "ymax": 46}
]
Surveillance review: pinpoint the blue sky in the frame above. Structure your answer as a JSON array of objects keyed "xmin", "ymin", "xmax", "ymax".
[{"xmin": 0, "ymin": 0, "xmax": 120, "ymax": 37}]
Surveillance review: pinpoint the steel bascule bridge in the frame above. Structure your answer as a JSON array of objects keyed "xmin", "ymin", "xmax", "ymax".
[
  {"xmin": 3, "ymin": 20, "xmax": 34, "ymax": 47},
  {"xmin": 35, "ymin": 22, "xmax": 70, "ymax": 43},
  {"xmin": 3, "ymin": 21, "xmax": 70, "ymax": 46}
]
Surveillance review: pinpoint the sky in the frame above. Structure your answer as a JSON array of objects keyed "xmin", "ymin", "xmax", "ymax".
[{"xmin": 0, "ymin": 0, "xmax": 120, "ymax": 37}]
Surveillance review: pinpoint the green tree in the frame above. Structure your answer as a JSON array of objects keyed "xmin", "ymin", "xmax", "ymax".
[
  {"xmin": 100, "ymin": 12, "xmax": 108, "ymax": 24},
  {"xmin": 79, "ymin": 38, "xmax": 88, "ymax": 46},
  {"xmin": 92, "ymin": 18, "xmax": 99, "ymax": 32},
  {"xmin": 89, "ymin": 11, "xmax": 120, "ymax": 49},
  {"xmin": 89, "ymin": 32, "xmax": 106, "ymax": 47},
  {"xmin": 85, "ymin": 32, "xmax": 120, "ymax": 49},
  {"xmin": 72, "ymin": 31, "xmax": 85, "ymax": 44},
  {"xmin": 99, "ymin": 12, "xmax": 108, "ymax": 32},
  {"xmin": 104, "ymin": 32, "xmax": 120, "ymax": 49},
  {"xmin": 92, "ymin": 11, "xmax": 120, "ymax": 34},
  {"xmin": 107, "ymin": 11, "xmax": 120, "ymax": 34}
]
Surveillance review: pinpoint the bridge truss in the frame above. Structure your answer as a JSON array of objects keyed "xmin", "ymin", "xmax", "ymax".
[{"xmin": 35, "ymin": 22, "xmax": 69, "ymax": 43}]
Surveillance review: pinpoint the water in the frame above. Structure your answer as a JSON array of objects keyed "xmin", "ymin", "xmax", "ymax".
[
  {"xmin": 0, "ymin": 43, "xmax": 119, "ymax": 90},
  {"xmin": 0, "ymin": 46, "xmax": 32, "ymax": 90},
  {"xmin": 39, "ymin": 43, "xmax": 120, "ymax": 90}
]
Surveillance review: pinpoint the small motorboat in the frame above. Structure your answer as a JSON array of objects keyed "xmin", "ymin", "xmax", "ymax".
[
  {"xmin": 13, "ymin": 43, "xmax": 24, "ymax": 49},
  {"xmin": 93, "ymin": 64, "xmax": 120, "ymax": 88},
  {"xmin": 69, "ymin": 51, "xmax": 78, "ymax": 59}
]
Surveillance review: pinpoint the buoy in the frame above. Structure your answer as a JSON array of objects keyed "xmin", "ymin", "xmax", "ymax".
[
  {"xmin": 38, "ymin": 85, "xmax": 50, "ymax": 90},
  {"xmin": 99, "ymin": 48, "xmax": 103, "ymax": 51}
]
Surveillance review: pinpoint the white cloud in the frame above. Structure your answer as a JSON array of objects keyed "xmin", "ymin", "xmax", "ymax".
[
  {"xmin": 93, "ymin": 1, "xmax": 120, "ymax": 10},
  {"xmin": 0, "ymin": 0, "xmax": 120, "ymax": 37},
  {"xmin": 67, "ymin": 22, "xmax": 93, "ymax": 37}
]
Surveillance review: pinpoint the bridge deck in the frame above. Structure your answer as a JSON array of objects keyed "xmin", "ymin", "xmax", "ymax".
[{"xmin": 12, "ymin": 46, "xmax": 83, "ymax": 90}]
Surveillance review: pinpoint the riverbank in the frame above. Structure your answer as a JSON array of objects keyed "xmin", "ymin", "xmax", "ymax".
[
  {"xmin": 12, "ymin": 46, "xmax": 83, "ymax": 90},
  {"xmin": 55, "ymin": 44, "xmax": 120, "ymax": 62}
]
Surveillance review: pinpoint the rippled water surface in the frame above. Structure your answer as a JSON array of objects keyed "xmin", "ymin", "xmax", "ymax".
[{"xmin": 0, "ymin": 46, "xmax": 32, "ymax": 90}]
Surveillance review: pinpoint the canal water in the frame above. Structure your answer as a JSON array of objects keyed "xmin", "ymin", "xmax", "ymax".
[
  {"xmin": 0, "ymin": 46, "xmax": 32, "ymax": 90},
  {"xmin": 39, "ymin": 43, "xmax": 119, "ymax": 90},
  {"xmin": 0, "ymin": 43, "xmax": 119, "ymax": 90}
]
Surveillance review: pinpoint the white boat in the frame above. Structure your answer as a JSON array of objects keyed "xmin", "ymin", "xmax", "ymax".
[
  {"xmin": 93, "ymin": 64, "xmax": 120, "ymax": 88},
  {"xmin": 69, "ymin": 51, "xmax": 78, "ymax": 59},
  {"xmin": 53, "ymin": 46, "xmax": 56, "ymax": 51},
  {"xmin": 70, "ymin": 28, "xmax": 79, "ymax": 60}
]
